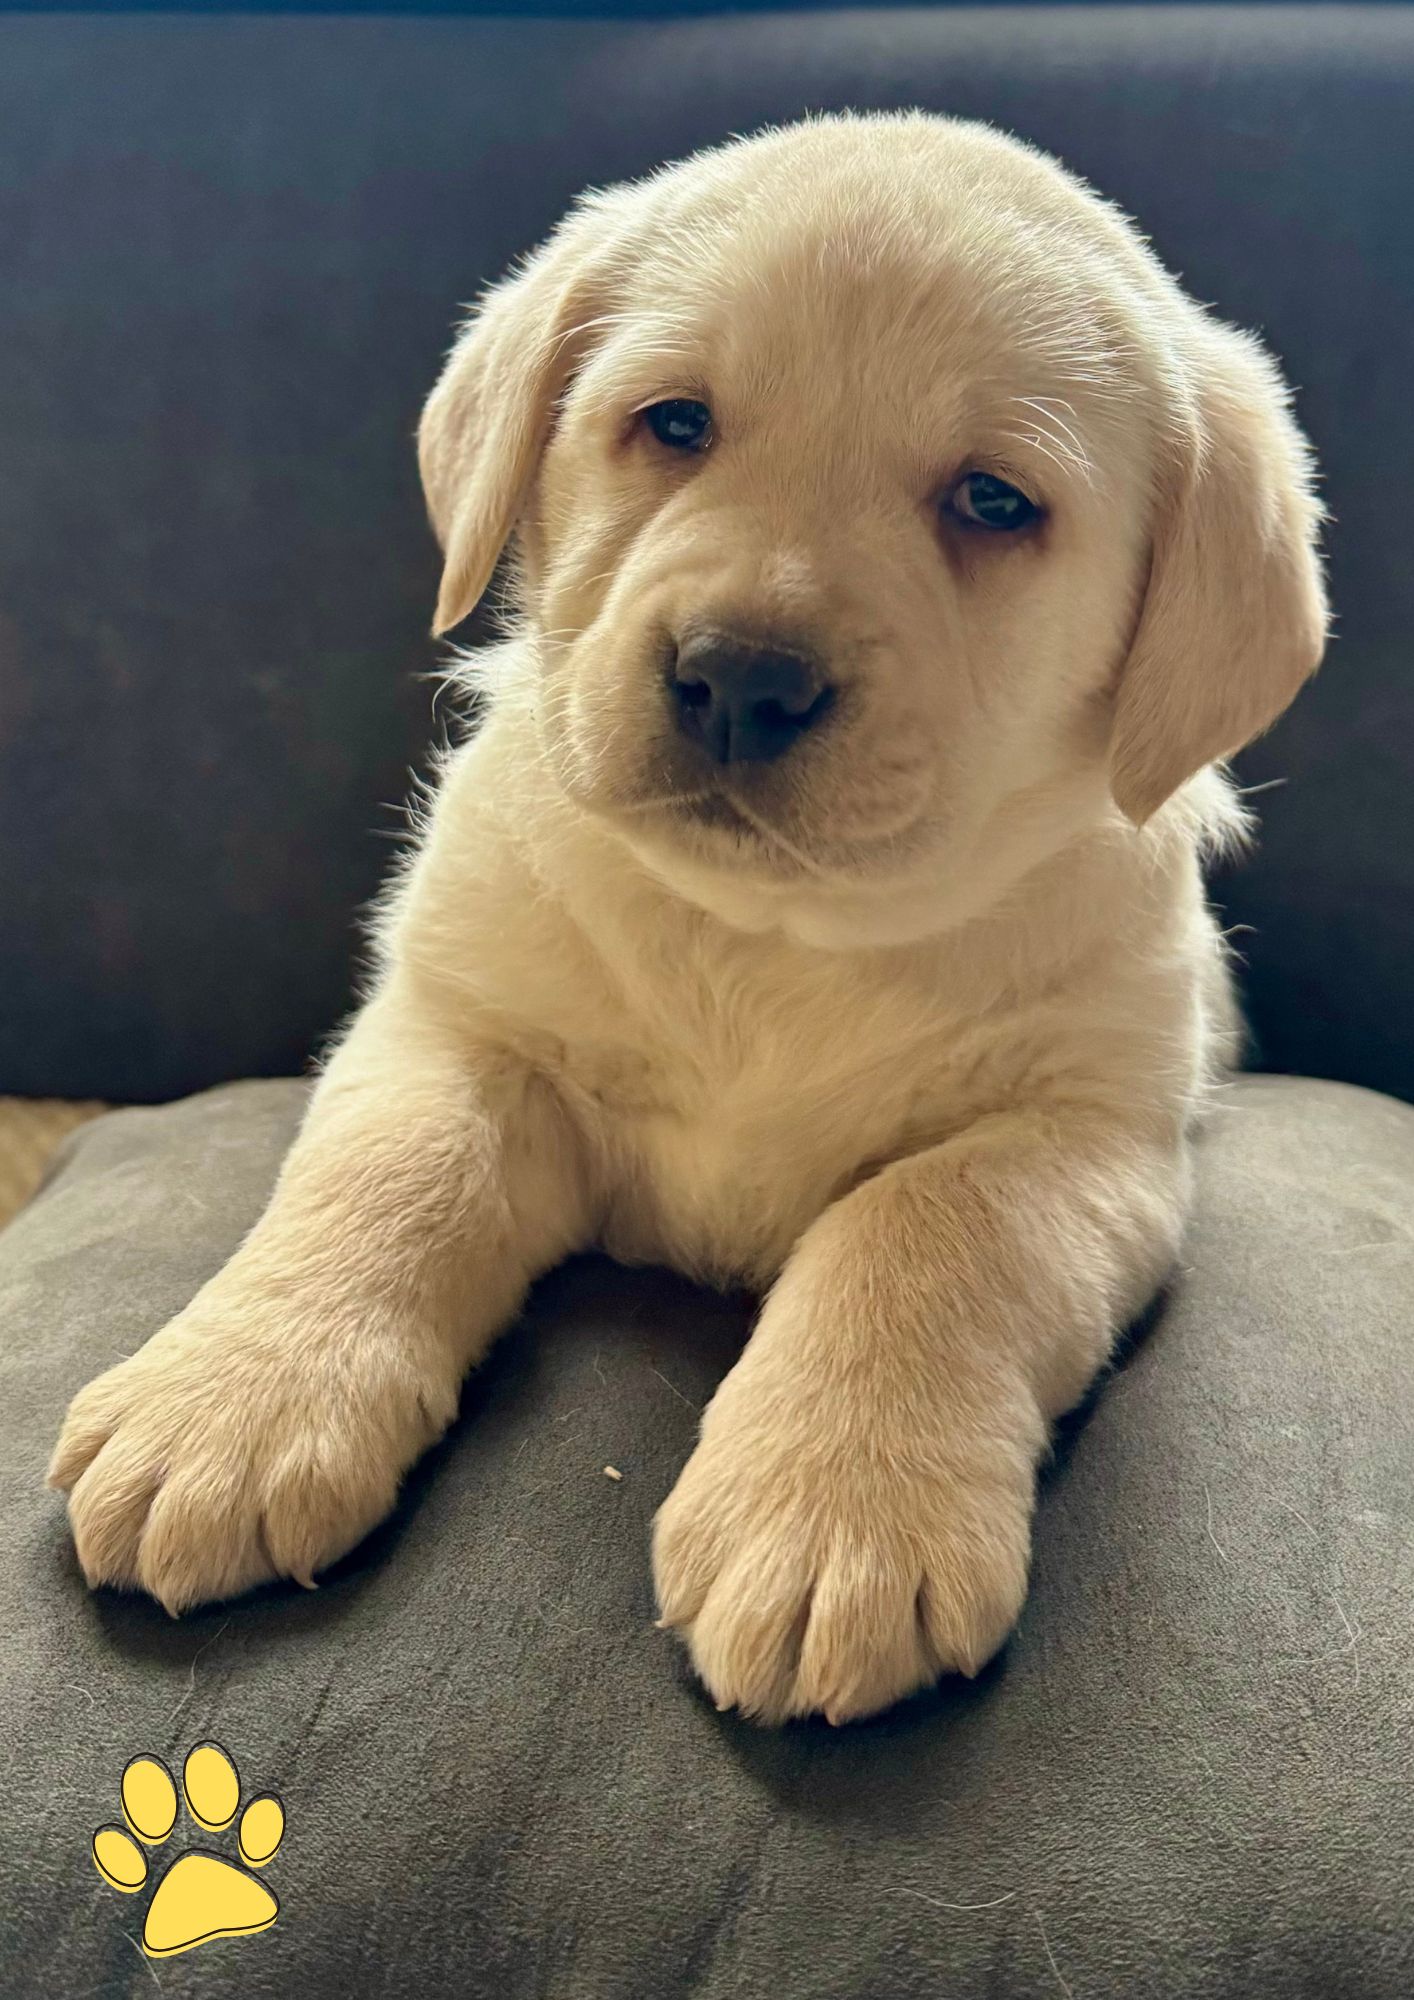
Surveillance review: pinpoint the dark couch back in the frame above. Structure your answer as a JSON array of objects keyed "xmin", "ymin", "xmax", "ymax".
[{"xmin": 4, "ymin": 7, "xmax": 1412, "ymax": 1103}]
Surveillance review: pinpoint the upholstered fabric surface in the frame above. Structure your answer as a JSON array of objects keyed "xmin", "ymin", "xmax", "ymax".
[
  {"xmin": 3, "ymin": 6, "xmax": 1413, "ymax": 1103},
  {"xmin": 0, "ymin": 1099, "xmax": 107, "ymax": 1232},
  {"xmin": 2, "ymin": 1073, "xmax": 1411, "ymax": 1997}
]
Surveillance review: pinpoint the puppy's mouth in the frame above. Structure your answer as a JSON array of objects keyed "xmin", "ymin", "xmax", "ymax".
[
  {"xmin": 663, "ymin": 787, "xmax": 794, "ymax": 866},
  {"xmin": 657, "ymin": 781, "xmax": 853, "ymax": 883},
  {"xmin": 546, "ymin": 709, "xmax": 933, "ymax": 884},
  {"xmin": 671, "ymin": 791, "xmax": 759, "ymax": 836},
  {"xmin": 605, "ymin": 755, "xmax": 936, "ymax": 880}
]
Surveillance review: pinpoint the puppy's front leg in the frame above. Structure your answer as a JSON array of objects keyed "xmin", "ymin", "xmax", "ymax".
[
  {"xmin": 654, "ymin": 1113, "xmax": 1183, "ymax": 1722},
  {"xmin": 49, "ymin": 976, "xmax": 592, "ymax": 1611}
]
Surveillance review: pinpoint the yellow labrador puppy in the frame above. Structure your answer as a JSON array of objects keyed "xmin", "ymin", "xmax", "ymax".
[{"xmin": 50, "ymin": 113, "xmax": 1326, "ymax": 1723}]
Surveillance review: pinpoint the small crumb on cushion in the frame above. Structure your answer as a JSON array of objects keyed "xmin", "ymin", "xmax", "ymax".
[{"xmin": 603, "ymin": 1465, "xmax": 623, "ymax": 1482}]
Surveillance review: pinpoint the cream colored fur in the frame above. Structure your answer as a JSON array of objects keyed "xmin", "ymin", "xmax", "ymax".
[{"xmin": 50, "ymin": 114, "xmax": 1326, "ymax": 1724}]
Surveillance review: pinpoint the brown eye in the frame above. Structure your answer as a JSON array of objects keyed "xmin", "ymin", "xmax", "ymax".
[
  {"xmin": 949, "ymin": 472, "xmax": 1041, "ymax": 531},
  {"xmin": 643, "ymin": 399, "xmax": 713, "ymax": 452}
]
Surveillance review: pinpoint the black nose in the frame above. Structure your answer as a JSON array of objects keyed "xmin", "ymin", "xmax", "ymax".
[{"xmin": 668, "ymin": 630, "xmax": 833, "ymax": 765}]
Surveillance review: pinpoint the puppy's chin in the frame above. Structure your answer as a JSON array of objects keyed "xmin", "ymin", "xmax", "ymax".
[
  {"xmin": 539, "ymin": 716, "xmax": 948, "ymax": 932},
  {"xmin": 613, "ymin": 804, "xmax": 968, "ymax": 948},
  {"xmin": 615, "ymin": 810, "xmax": 830, "ymax": 934},
  {"xmin": 569, "ymin": 753, "xmax": 1121, "ymax": 953},
  {"xmin": 596, "ymin": 788, "xmax": 960, "ymax": 948}
]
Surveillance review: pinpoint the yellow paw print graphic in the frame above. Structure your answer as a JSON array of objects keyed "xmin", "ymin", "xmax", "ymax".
[{"xmin": 91, "ymin": 1741, "xmax": 284, "ymax": 1958}]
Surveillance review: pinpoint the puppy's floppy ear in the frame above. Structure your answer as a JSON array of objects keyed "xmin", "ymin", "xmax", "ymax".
[
  {"xmin": 1109, "ymin": 325, "xmax": 1327, "ymax": 824},
  {"xmin": 418, "ymin": 203, "xmax": 619, "ymax": 637}
]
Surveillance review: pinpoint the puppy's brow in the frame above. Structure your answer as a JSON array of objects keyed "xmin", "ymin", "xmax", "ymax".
[
  {"xmin": 1000, "ymin": 401, "xmax": 1095, "ymax": 487},
  {"xmin": 576, "ymin": 322, "xmax": 710, "ymax": 413}
]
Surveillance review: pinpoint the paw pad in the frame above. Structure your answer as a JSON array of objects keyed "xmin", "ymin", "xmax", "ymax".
[{"xmin": 92, "ymin": 1741, "xmax": 284, "ymax": 1958}]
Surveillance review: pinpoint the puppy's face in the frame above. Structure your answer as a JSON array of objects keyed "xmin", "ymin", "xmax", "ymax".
[
  {"xmin": 422, "ymin": 118, "xmax": 1326, "ymax": 935},
  {"xmin": 529, "ymin": 193, "xmax": 1145, "ymax": 891}
]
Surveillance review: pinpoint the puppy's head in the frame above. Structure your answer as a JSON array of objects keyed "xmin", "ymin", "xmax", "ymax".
[{"xmin": 420, "ymin": 115, "xmax": 1326, "ymax": 936}]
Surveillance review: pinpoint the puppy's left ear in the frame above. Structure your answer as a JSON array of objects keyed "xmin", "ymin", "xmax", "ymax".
[
  {"xmin": 418, "ymin": 200, "xmax": 621, "ymax": 637},
  {"xmin": 1110, "ymin": 325, "xmax": 1328, "ymax": 824}
]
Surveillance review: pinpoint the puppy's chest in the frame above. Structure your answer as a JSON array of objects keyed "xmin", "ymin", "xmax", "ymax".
[{"xmin": 557, "ymin": 973, "xmax": 988, "ymax": 1285}]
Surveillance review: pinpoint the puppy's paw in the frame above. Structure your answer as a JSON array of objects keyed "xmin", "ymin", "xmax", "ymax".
[
  {"xmin": 653, "ymin": 1379, "xmax": 1034, "ymax": 1725},
  {"xmin": 48, "ymin": 1291, "xmax": 459, "ymax": 1613}
]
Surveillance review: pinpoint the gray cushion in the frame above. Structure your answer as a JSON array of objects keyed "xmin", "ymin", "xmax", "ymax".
[
  {"xmin": 3, "ymin": 9, "xmax": 1414, "ymax": 1104},
  {"xmin": 1, "ymin": 1073, "xmax": 1412, "ymax": 1997}
]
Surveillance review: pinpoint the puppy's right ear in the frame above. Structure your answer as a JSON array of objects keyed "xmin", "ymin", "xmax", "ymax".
[{"xmin": 418, "ymin": 204, "xmax": 619, "ymax": 637}]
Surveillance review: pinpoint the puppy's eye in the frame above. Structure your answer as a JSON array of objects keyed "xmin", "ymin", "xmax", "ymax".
[
  {"xmin": 949, "ymin": 472, "xmax": 1041, "ymax": 531},
  {"xmin": 642, "ymin": 398, "xmax": 713, "ymax": 452}
]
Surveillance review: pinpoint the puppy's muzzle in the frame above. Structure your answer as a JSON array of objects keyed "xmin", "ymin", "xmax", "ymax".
[{"xmin": 667, "ymin": 629, "xmax": 834, "ymax": 766}]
